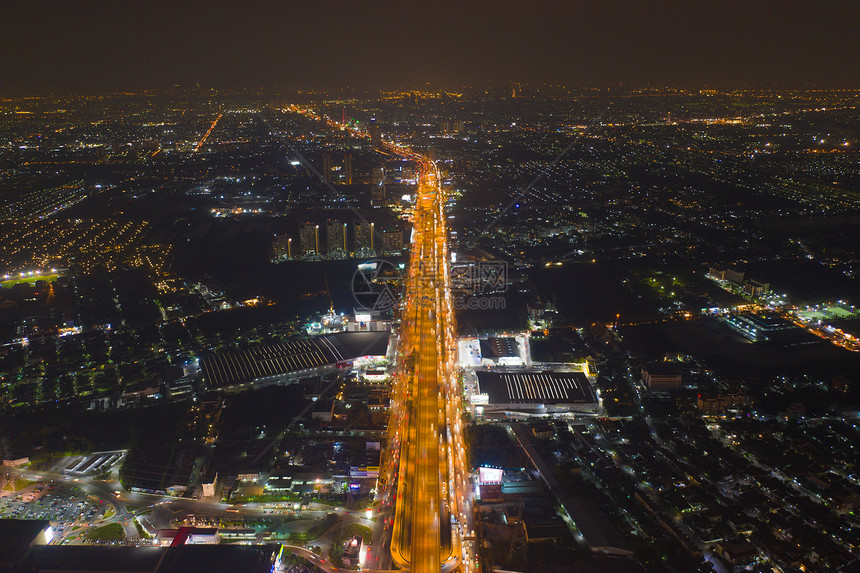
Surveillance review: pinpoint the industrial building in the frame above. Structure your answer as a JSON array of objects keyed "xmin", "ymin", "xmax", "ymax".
[
  {"xmin": 472, "ymin": 370, "xmax": 599, "ymax": 416},
  {"xmin": 201, "ymin": 331, "xmax": 390, "ymax": 391}
]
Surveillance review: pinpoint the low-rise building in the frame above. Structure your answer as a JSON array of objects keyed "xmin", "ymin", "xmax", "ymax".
[
  {"xmin": 472, "ymin": 370, "xmax": 599, "ymax": 416},
  {"xmin": 697, "ymin": 391, "xmax": 747, "ymax": 415},
  {"xmin": 641, "ymin": 363, "xmax": 682, "ymax": 391}
]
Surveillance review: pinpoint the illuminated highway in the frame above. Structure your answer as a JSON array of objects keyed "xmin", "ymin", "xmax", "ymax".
[
  {"xmin": 280, "ymin": 105, "xmax": 474, "ymax": 571},
  {"xmin": 195, "ymin": 113, "xmax": 223, "ymax": 152},
  {"xmin": 387, "ymin": 155, "xmax": 474, "ymax": 572}
]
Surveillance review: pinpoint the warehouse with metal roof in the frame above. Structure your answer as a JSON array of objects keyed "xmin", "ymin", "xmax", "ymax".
[
  {"xmin": 201, "ymin": 331, "xmax": 390, "ymax": 391},
  {"xmin": 474, "ymin": 370, "xmax": 600, "ymax": 415}
]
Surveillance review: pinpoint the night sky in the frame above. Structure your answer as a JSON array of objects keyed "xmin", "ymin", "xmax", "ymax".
[{"xmin": 3, "ymin": 0, "xmax": 859, "ymax": 94}]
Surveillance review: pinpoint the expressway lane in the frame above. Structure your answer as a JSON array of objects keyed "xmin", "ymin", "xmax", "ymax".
[
  {"xmin": 388, "ymin": 156, "xmax": 472, "ymax": 572},
  {"xmin": 289, "ymin": 106, "xmax": 474, "ymax": 571}
]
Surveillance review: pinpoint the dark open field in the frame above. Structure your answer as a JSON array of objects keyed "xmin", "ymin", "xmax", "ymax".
[{"xmin": 621, "ymin": 317, "xmax": 860, "ymax": 383}]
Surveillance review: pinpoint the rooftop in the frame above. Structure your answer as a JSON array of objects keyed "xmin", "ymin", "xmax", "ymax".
[
  {"xmin": 477, "ymin": 370, "xmax": 596, "ymax": 405},
  {"xmin": 479, "ymin": 337, "xmax": 519, "ymax": 359},
  {"xmin": 201, "ymin": 331, "xmax": 389, "ymax": 388}
]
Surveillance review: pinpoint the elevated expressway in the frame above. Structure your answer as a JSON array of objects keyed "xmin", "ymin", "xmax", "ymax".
[
  {"xmin": 386, "ymin": 157, "xmax": 474, "ymax": 572},
  {"xmin": 278, "ymin": 105, "xmax": 473, "ymax": 571}
]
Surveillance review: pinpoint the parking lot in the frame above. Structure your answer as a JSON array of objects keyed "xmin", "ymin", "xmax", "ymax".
[{"xmin": 0, "ymin": 482, "xmax": 109, "ymax": 532}]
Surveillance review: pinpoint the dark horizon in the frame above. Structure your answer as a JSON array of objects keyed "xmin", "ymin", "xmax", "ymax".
[
  {"xmin": 5, "ymin": 80, "xmax": 860, "ymax": 101},
  {"xmin": 3, "ymin": 0, "xmax": 859, "ymax": 96}
]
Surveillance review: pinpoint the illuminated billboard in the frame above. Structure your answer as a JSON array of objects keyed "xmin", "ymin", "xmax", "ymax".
[{"xmin": 478, "ymin": 466, "xmax": 503, "ymax": 484}]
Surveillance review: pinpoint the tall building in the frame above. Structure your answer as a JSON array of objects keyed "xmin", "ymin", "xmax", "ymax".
[
  {"xmin": 743, "ymin": 279, "xmax": 770, "ymax": 298},
  {"xmin": 439, "ymin": 119, "xmax": 462, "ymax": 134},
  {"xmin": 344, "ymin": 154, "xmax": 353, "ymax": 185},
  {"xmin": 726, "ymin": 268, "xmax": 745, "ymax": 284},
  {"xmin": 272, "ymin": 234, "xmax": 293, "ymax": 262},
  {"xmin": 371, "ymin": 184, "xmax": 386, "ymax": 206},
  {"xmin": 322, "ymin": 153, "xmax": 332, "ymax": 184},
  {"xmin": 369, "ymin": 119, "xmax": 381, "ymax": 148},
  {"xmin": 326, "ymin": 220, "xmax": 348, "ymax": 259},
  {"xmin": 354, "ymin": 221, "xmax": 375, "ymax": 255},
  {"xmin": 371, "ymin": 166, "xmax": 386, "ymax": 206},
  {"xmin": 299, "ymin": 222, "xmax": 320, "ymax": 258},
  {"xmin": 382, "ymin": 228, "xmax": 404, "ymax": 255}
]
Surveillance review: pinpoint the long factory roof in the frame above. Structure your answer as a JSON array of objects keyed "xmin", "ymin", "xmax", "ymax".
[
  {"xmin": 201, "ymin": 331, "xmax": 389, "ymax": 389},
  {"xmin": 477, "ymin": 370, "xmax": 596, "ymax": 405}
]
